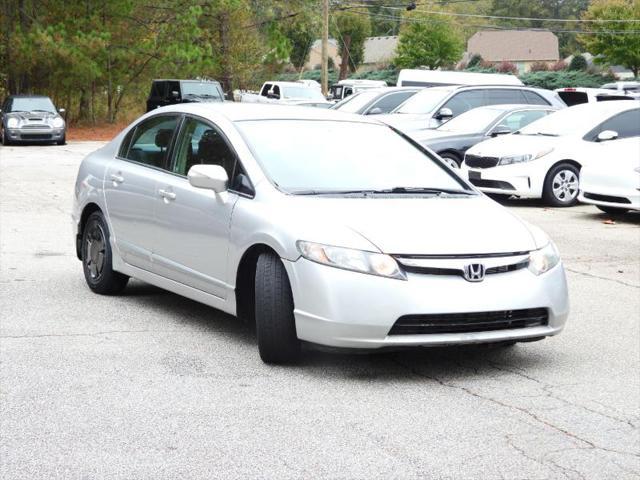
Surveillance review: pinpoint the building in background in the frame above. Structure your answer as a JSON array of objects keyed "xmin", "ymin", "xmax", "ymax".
[
  {"xmin": 306, "ymin": 39, "xmax": 341, "ymax": 70},
  {"xmin": 361, "ymin": 36, "xmax": 398, "ymax": 71},
  {"xmin": 467, "ymin": 30, "xmax": 560, "ymax": 73}
]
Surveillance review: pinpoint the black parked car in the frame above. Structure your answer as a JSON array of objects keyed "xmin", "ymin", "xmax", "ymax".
[
  {"xmin": 412, "ymin": 104, "xmax": 558, "ymax": 168},
  {"xmin": 0, "ymin": 95, "xmax": 66, "ymax": 145},
  {"xmin": 146, "ymin": 79, "xmax": 225, "ymax": 112}
]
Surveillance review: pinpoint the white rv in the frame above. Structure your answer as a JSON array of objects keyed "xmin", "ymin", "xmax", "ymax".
[{"xmin": 396, "ymin": 69, "xmax": 523, "ymax": 87}]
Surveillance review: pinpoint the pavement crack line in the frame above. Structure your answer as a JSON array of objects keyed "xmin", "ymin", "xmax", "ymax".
[
  {"xmin": 565, "ymin": 267, "xmax": 640, "ymax": 289},
  {"xmin": 506, "ymin": 434, "xmax": 585, "ymax": 480},
  {"xmin": 0, "ymin": 329, "xmax": 183, "ymax": 339},
  {"xmin": 390, "ymin": 357, "xmax": 640, "ymax": 461}
]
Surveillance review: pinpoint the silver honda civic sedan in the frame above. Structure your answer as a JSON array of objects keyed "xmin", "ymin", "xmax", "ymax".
[{"xmin": 72, "ymin": 103, "xmax": 569, "ymax": 364}]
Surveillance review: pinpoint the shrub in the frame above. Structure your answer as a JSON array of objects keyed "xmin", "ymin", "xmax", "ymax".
[
  {"xmin": 467, "ymin": 54, "xmax": 483, "ymax": 69},
  {"xmin": 520, "ymin": 70, "xmax": 615, "ymax": 90},
  {"xmin": 568, "ymin": 54, "xmax": 588, "ymax": 71},
  {"xmin": 495, "ymin": 61, "xmax": 518, "ymax": 75},
  {"xmin": 529, "ymin": 61, "xmax": 549, "ymax": 72},
  {"xmin": 551, "ymin": 60, "xmax": 567, "ymax": 71}
]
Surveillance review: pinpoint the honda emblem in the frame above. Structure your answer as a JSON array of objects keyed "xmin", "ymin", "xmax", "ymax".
[{"xmin": 463, "ymin": 263, "xmax": 485, "ymax": 282}]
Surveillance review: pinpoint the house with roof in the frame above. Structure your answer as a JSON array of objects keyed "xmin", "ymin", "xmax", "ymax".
[
  {"xmin": 467, "ymin": 30, "xmax": 560, "ymax": 73},
  {"xmin": 305, "ymin": 39, "xmax": 341, "ymax": 70},
  {"xmin": 361, "ymin": 36, "xmax": 398, "ymax": 70}
]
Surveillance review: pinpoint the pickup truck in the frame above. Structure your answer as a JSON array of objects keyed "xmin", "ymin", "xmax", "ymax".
[{"xmin": 238, "ymin": 81, "xmax": 328, "ymax": 105}]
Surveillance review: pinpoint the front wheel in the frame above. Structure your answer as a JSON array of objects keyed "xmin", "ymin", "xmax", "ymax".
[
  {"xmin": 81, "ymin": 211, "xmax": 129, "ymax": 295},
  {"xmin": 255, "ymin": 252, "xmax": 300, "ymax": 364},
  {"xmin": 1, "ymin": 128, "xmax": 10, "ymax": 146},
  {"xmin": 56, "ymin": 135, "xmax": 66, "ymax": 146},
  {"xmin": 440, "ymin": 153, "xmax": 461, "ymax": 169},
  {"xmin": 542, "ymin": 163, "xmax": 580, "ymax": 207},
  {"xmin": 597, "ymin": 205, "xmax": 629, "ymax": 215}
]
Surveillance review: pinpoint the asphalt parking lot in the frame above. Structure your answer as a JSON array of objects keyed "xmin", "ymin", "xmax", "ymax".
[{"xmin": 1, "ymin": 142, "xmax": 639, "ymax": 479}]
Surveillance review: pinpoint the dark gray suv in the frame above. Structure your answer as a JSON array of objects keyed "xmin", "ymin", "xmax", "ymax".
[{"xmin": 0, "ymin": 95, "xmax": 66, "ymax": 145}]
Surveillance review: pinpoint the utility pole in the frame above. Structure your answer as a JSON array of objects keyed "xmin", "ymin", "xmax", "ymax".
[{"xmin": 321, "ymin": 0, "xmax": 329, "ymax": 97}]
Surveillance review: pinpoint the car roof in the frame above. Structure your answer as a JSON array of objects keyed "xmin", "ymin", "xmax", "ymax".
[
  {"xmin": 153, "ymin": 102, "xmax": 382, "ymax": 124},
  {"xmin": 469, "ymin": 104, "xmax": 557, "ymax": 113},
  {"xmin": 153, "ymin": 79, "xmax": 220, "ymax": 84},
  {"xmin": 7, "ymin": 94, "xmax": 52, "ymax": 98},
  {"xmin": 562, "ymin": 99, "xmax": 638, "ymax": 116}
]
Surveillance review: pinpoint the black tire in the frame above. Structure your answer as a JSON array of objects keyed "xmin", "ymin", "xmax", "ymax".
[
  {"xmin": 254, "ymin": 252, "xmax": 300, "ymax": 364},
  {"xmin": 1, "ymin": 128, "xmax": 10, "ymax": 146},
  {"xmin": 542, "ymin": 163, "xmax": 580, "ymax": 207},
  {"xmin": 439, "ymin": 152, "xmax": 461, "ymax": 169},
  {"xmin": 56, "ymin": 135, "xmax": 66, "ymax": 146},
  {"xmin": 597, "ymin": 205, "xmax": 629, "ymax": 215},
  {"xmin": 81, "ymin": 211, "xmax": 129, "ymax": 295}
]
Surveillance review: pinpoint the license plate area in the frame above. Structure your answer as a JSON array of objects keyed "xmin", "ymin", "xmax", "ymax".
[{"xmin": 469, "ymin": 170, "xmax": 481, "ymax": 181}]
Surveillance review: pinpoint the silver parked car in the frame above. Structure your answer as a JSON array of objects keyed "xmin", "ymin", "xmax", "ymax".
[
  {"xmin": 1, "ymin": 94, "xmax": 66, "ymax": 145},
  {"xmin": 72, "ymin": 103, "xmax": 569, "ymax": 364}
]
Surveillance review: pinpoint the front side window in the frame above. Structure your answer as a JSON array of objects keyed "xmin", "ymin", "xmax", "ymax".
[
  {"xmin": 588, "ymin": 109, "xmax": 640, "ymax": 140},
  {"xmin": 172, "ymin": 117, "xmax": 237, "ymax": 180},
  {"xmin": 122, "ymin": 115, "xmax": 179, "ymax": 168},
  {"xmin": 236, "ymin": 120, "xmax": 469, "ymax": 194},
  {"xmin": 442, "ymin": 90, "xmax": 486, "ymax": 117},
  {"xmin": 497, "ymin": 110, "xmax": 549, "ymax": 132}
]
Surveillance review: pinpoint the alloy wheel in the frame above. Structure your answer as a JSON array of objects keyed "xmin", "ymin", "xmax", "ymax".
[
  {"xmin": 551, "ymin": 169, "xmax": 578, "ymax": 203},
  {"xmin": 85, "ymin": 223, "xmax": 106, "ymax": 280},
  {"xmin": 442, "ymin": 157, "xmax": 459, "ymax": 169}
]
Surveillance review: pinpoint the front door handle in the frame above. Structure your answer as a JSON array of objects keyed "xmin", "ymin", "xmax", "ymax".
[
  {"xmin": 158, "ymin": 189, "xmax": 176, "ymax": 201},
  {"xmin": 110, "ymin": 173, "xmax": 124, "ymax": 184}
]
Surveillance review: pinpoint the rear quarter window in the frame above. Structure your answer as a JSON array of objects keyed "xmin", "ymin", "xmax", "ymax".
[{"xmin": 523, "ymin": 90, "xmax": 551, "ymax": 105}]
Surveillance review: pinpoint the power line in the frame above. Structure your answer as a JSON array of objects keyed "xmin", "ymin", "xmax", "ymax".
[{"xmin": 340, "ymin": 1, "xmax": 640, "ymax": 23}]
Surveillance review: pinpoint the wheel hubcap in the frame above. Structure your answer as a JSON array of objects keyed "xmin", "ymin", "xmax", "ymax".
[
  {"xmin": 85, "ymin": 224, "xmax": 106, "ymax": 280},
  {"xmin": 552, "ymin": 169, "xmax": 578, "ymax": 202},
  {"xmin": 443, "ymin": 157, "xmax": 459, "ymax": 169}
]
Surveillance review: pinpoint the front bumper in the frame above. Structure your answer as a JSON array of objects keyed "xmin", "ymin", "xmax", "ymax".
[
  {"xmin": 461, "ymin": 163, "xmax": 544, "ymax": 198},
  {"xmin": 5, "ymin": 127, "xmax": 65, "ymax": 142},
  {"xmin": 284, "ymin": 257, "xmax": 569, "ymax": 349},
  {"xmin": 578, "ymin": 175, "xmax": 640, "ymax": 211}
]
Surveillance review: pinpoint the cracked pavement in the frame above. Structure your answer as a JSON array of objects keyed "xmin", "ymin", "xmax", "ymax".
[{"xmin": 1, "ymin": 142, "xmax": 639, "ymax": 479}]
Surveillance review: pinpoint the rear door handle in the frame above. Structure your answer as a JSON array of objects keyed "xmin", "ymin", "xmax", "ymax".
[
  {"xmin": 110, "ymin": 173, "xmax": 124, "ymax": 184},
  {"xmin": 158, "ymin": 189, "xmax": 176, "ymax": 201}
]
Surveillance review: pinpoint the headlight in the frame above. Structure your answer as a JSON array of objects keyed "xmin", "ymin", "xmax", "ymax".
[
  {"xmin": 528, "ymin": 242, "xmax": 560, "ymax": 275},
  {"xmin": 6, "ymin": 118, "xmax": 19, "ymax": 128},
  {"xmin": 296, "ymin": 241, "xmax": 406, "ymax": 280},
  {"xmin": 51, "ymin": 117, "xmax": 64, "ymax": 128},
  {"xmin": 498, "ymin": 148, "xmax": 554, "ymax": 166}
]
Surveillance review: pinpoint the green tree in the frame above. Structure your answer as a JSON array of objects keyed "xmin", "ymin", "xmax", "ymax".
[
  {"xmin": 579, "ymin": 0, "xmax": 640, "ymax": 77},
  {"xmin": 282, "ymin": 13, "xmax": 319, "ymax": 70},
  {"xmin": 394, "ymin": 13, "xmax": 463, "ymax": 70},
  {"xmin": 568, "ymin": 54, "xmax": 588, "ymax": 71},
  {"xmin": 331, "ymin": 11, "xmax": 371, "ymax": 80}
]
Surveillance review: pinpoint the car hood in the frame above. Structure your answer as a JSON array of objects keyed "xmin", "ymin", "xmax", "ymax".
[
  {"xmin": 5, "ymin": 111, "xmax": 62, "ymax": 124},
  {"xmin": 376, "ymin": 113, "xmax": 435, "ymax": 133},
  {"xmin": 411, "ymin": 129, "xmax": 477, "ymax": 146},
  {"xmin": 286, "ymin": 195, "xmax": 539, "ymax": 255},
  {"xmin": 467, "ymin": 134, "xmax": 562, "ymax": 158}
]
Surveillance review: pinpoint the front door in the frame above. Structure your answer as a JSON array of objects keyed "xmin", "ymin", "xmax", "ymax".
[
  {"xmin": 151, "ymin": 116, "xmax": 239, "ymax": 298},
  {"xmin": 103, "ymin": 114, "xmax": 179, "ymax": 271}
]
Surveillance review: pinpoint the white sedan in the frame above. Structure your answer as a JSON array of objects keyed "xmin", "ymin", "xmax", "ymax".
[
  {"xmin": 578, "ymin": 157, "xmax": 640, "ymax": 214},
  {"xmin": 461, "ymin": 101, "xmax": 640, "ymax": 206}
]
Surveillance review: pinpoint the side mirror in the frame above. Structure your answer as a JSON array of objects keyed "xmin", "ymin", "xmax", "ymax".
[
  {"xmin": 188, "ymin": 164, "xmax": 228, "ymax": 193},
  {"xmin": 597, "ymin": 130, "xmax": 618, "ymax": 142},
  {"xmin": 267, "ymin": 92, "xmax": 280, "ymax": 99},
  {"xmin": 58, "ymin": 108, "xmax": 66, "ymax": 116},
  {"xmin": 435, "ymin": 107, "xmax": 453, "ymax": 120},
  {"xmin": 490, "ymin": 125, "xmax": 512, "ymax": 137},
  {"xmin": 171, "ymin": 90, "xmax": 180, "ymax": 99},
  {"xmin": 367, "ymin": 107, "xmax": 383, "ymax": 115}
]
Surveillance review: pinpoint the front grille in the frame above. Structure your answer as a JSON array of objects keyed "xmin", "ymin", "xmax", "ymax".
[
  {"xmin": 583, "ymin": 192, "xmax": 631, "ymax": 204},
  {"xmin": 20, "ymin": 133, "xmax": 52, "ymax": 140},
  {"xmin": 469, "ymin": 178, "xmax": 515, "ymax": 190},
  {"xmin": 465, "ymin": 154, "xmax": 499, "ymax": 169},
  {"xmin": 399, "ymin": 260, "xmax": 528, "ymax": 276},
  {"xmin": 388, "ymin": 308, "xmax": 548, "ymax": 335},
  {"xmin": 22, "ymin": 124, "xmax": 50, "ymax": 129}
]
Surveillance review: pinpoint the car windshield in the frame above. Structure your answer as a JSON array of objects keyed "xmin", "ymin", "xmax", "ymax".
[
  {"xmin": 236, "ymin": 120, "xmax": 470, "ymax": 194},
  {"xmin": 438, "ymin": 108, "xmax": 504, "ymax": 133},
  {"xmin": 333, "ymin": 90, "xmax": 381, "ymax": 113},
  {"xmin": 282, "ymin": 86, "xmax": 325, "ymax": 101},
  {"xmin": 517, "ymin": 107, "xmax": 602, "ymax": 137},
  {"xmin": 181, "ymin": 82, "xmax": 222, "ymax": 99},
  {"xmin": 395, "ymin": 88, "xmax": 451, "ymax": 114},
  {"xmin": 9, "ymin": 97, "xmax": 56, "ymax": 113}
]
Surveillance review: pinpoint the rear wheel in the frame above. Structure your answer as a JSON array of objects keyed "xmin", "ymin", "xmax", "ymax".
[
  {"xmin": 543, "ymin": 163, "xmax": 580, "ymax": 207},
  {"xmin": 81, "ymin": 211, "xmax": 129, "ymax": 295},
  {"xmin": 440, "ymin": 152, "xmax": 461, "ymax": 169},
  {"xmin": 597, "ymin": 205, "xmax": 629, "ymax": 215},
  {"xmin": 254, "ymin": 252, "xmax": 300, "ymax": 364}
]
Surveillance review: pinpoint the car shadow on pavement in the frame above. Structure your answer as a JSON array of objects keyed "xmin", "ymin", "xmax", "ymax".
[{"xmin": 583, "ymin": 211, "xmax": 640, "ymax": 225}]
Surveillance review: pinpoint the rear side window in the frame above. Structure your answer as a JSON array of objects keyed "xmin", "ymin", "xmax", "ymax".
[
  {"xmin": 587, "ymin": 109, "xmax": 640, "ymax": 141},
  {"xmin": 557, "ymin": 91, "xmax": 587, "ymax": 106},
  {"xmin": 442, "ymin": 90, "xmax": 485, "ymax": 117},
  {"xmin": 523, "ymin": 90, "xmax": 551, "ymax": 105},
  {"xmin": 486, "ymin": 89, "xmax": 526, "ymax": 105},
  {"xmin": 367, "ymin": 91, "xmax": 416, "ymax": 114},
  {"xmin": 149, "ymin": 82, "xmax": 164, "ymax": 99},
  {"xmin": 121, "ymin": 115, "xmax": 179, "ymax": 168}
]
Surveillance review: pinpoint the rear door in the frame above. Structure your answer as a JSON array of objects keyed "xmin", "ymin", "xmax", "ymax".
[
  {"xmin": 103, "ymin": 114, "xmax": 180, "ymax": 271},
  {"xmin": 151, "ymin": 115, "xmax": 242, "ymax": 298}
]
